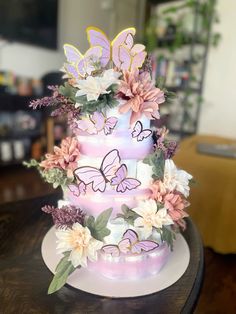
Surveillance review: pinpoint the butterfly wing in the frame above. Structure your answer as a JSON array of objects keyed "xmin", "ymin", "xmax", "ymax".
[
  {"xmin": 68, "ymin": 184, "xmax": 80, "ymax": 197},
  {"xmin": 131, "ymin": 121, "xmax": 142, "ymax": 138},
  {"xmin": 118, "ymin": 238, "xmax": 131, "ymax": 254},
  {"xmin": 103, "ymin": 116, "xmax": 118, "ymax": 135},
  {"xmin": 64, "ymin": 63, "xmax": 80, "ymax": 80},
  {"xmin": 90, "ymin": 111, "xmax": 105, "ymax": 132},
  {"xmin": 130, "ymin": 49, "xmax": 147, "ymax": 71},
  {"xmin": 63, "ymin": 44, "xmax": 83, "ymax": 64},
  {"xmin": 110, "ymin": 164, "xmax": 126, "ymax": 186},
  {"xmin": 78, "ymin": 46, "xmax": 102, "ymax": 77},
  {"xmin": 68, "ymin": 182, "xmax": 86, "ymax": 197},
  {"xmin": 76, "ymin": 118, "xmax": 97, "ymax": 134},
  {"xmin": 118, "ymin": 45, "xmax": 132, "ymax": 71},
  {"xmin": 86, "ymin": 26, "xmax": 110, "ymax": 67},
  {"xmin": 131, "ymin": 241, "xmax": 159, "ymax": 254},
  {"xmin": 112, "ymin": 28, "xmax": 136, "ymax": 68},
  {"xmin": 137, "ymin": 129, "xmax": 152, "ymax": 142},
  {"xmin": 101, "ymin": 149, "xmax": 121, "ymax": 182},
  {"xmin": 74, "ymin": 167, "xmax": 106, "ymax": 192},
  {"xmin": 122, "ymin": 229, "xmax": 139, "ymax": 245},
  {"xmin": 102, "ymin": 245, "xmax": 120, "ymax": 257},
  {"xmin": 117, "ymin": 178, "xmax": 141, "ymax": 193}
]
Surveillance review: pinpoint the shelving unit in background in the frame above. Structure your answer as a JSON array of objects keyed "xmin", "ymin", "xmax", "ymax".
[
  {"xmin": 146, "ymin": 0, "xmax": 217, "ymax": 140},
  {"xmin": 0, "ymin": 94, "xmax": 52, "ymax": 166}
]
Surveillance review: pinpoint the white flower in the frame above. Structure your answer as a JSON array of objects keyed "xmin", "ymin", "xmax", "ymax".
[
  {"xmin": 76, "ymin": 69, "xmax": 120, "ymax": 101},
  {"xmin": 132, "ymin": 199, "xmax": 173, "ymax": 239},
  {"xmin": 163, "ymin": 159, "xmax": 192, "ymax": 197},
  {"xmin": 56, "ymin": 223, "xmax": 103, "ymax": 268}
]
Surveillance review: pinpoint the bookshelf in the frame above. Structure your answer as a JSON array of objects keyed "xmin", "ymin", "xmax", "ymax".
[
  {"xmin": 146, "ymin": 0, "xmax": 217, "ymax": 139},
  {"xmin": 0, "ymin": 94, "xmax": 50, "ymax": 166}
]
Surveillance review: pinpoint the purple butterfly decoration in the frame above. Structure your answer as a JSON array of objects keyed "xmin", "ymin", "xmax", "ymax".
[
  {"xmin": 74, "ymin": 149, "xmax": 121, "ymax": 192},
  {"xmin": 110, "ymin": 164, "xmax": 141, "ymax": 193},
  {"xmin": 132, "ymin": 121, "xmax": 152, "ymax": 142},
  {"xmin": 68, "ymin": 182, "xmax": 86, "ymax": 197},
  {"xmin": 77, "ymin": 112, "xmax": 118, "ymax": 135},
  {"xmin": 102, "ymin": 229, "xmax": 159, "ymax": 257}
]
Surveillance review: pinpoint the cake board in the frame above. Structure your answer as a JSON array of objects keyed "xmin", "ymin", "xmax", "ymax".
[{"xmin": 41, "ymin": 226, "xmax": 190, "ymax": 298}]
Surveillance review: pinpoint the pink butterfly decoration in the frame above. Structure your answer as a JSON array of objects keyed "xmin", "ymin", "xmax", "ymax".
[
  {"xmin": 63, "ymin": 44, "xmax": 102, "ymax": 78},
  {"xmin": 132, "ymin": 121, "xmax": 152, "ymax": 142},
  {"xmin": 102, "ymin": 229, "xmax": 159, "ymax": 257},
  {"xmin": 68, "ymin": 182, "xmax": 86, "ymax": 197},
  {"xmin": 86, "ymin": 27, "xmax": 147, "ymax": 71},
  {"xmin": 110, "ymin": 164, "xmax": 141, "ymax": 193},
  {"xmin": 74, "ymin": 149, "xmax": 121, "ymax": 192},
  {"xmin": 76, "ymin": 112, "xmax": 118, "ymax": 135}
]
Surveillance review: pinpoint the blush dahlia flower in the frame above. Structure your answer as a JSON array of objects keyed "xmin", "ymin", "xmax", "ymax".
[
  {"xmin": 40, "ymin": 137, "xmax": 80, "ymax": 177},
  {"xmin": 118, "ymin": 70, "xmax": 165, "ymax": 124},
  {"xmin": 150, "ymin": 180, "xmax": 189, "ymax": 222}
]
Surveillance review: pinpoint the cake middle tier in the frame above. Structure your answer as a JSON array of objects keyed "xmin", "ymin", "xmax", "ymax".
[{"xmin": 63, "ymin": 186, "xmax": 152, "ymax": 218}]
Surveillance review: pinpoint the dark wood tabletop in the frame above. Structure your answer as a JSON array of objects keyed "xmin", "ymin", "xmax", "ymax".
[{"xmin": 0, "ymin": 187, "xmax": 204, "ymax": 314}]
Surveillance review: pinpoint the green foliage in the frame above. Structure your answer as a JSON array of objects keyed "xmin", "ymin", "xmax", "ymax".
[
  {"xmin": 143, "ymin": 150, "xmax": 165, "ymax": 181},
  {"xmin": 58, "ymin": 82, "xmax": 77, "ymax": 103},
  {"xmin": 116, "ymin": 204, "xmax": 139, "ymax": 225},
  {"xmin": 85, "ymin": 208, "xmax": 112, "ymax": 241},
  {"xmin": 76, "ymin": 84, "xmax": 119, "ymax": 115},
  {"xmin": 41, "ymin": 168, "xmax": 73, "ymax": 188},
  {"xmin": 23, "ymin": 159, "xmax": 40, "ymax": 169},
  {"xmin": 161, "ymin": 226, "xmax": 176, "ymax": 251},
  {"xmin": 155, "ymin": 226, "xmax": 176, "ymax": 251},
  {"xmin": 48, "ymin": 252, "xmax": 76, "ymax": 294}
]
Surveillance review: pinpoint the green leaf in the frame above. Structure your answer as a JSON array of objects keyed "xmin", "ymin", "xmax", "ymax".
[
  {"xmin": 143, "ymin": 150, "xmax": 165, "ymax": 181},
  {"xmin": 160, "ymin": 226, "xmax": 176, "ymax": 251},
  {"xmin": 48, "ymin": 252, "xmax": 75, "ymax": 294},
  {"xmin": 116, "ymin": 204, "xmax": 139, "ymax": 225},
  {"xmin": 95, "ymin": 208, "xmax": 113, "ymax": 231},
  {"xmin": 85, "ymin": 208, "xmax": 112, "ymax": 241},
  {"xmin": 58, "ymin": 82, "xmax": 77, "ymax": 103}
]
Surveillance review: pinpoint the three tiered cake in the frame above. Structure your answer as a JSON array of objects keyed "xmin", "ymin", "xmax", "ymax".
[{"xmin": 26, "ymin": 26, "xmax": 192, "ymax": 294}]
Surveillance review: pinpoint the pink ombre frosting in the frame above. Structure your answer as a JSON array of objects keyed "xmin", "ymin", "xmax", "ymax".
[
  {"xmin": 64, "ymin": 187, "xmax": 152, "ymax": 218},
  {"xmin": 88, "ymin": 243, "xmax": 170, "ymax": 280},
  {"xmin": 77, "ymin": 130, "xmax": 153, "ymax": 159}
]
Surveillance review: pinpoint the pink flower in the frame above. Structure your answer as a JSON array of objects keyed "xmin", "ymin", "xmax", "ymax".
[
  {"xmin": 40, "ymin": 137, "xmax": 80, "ymax": 177},
  {"xmin": 118, "ymin": 70, "xmax": 165, "ymax": 124},
  {"xmin": 150, "ymin": 180, "xmax": 189, "ymax": 222}
]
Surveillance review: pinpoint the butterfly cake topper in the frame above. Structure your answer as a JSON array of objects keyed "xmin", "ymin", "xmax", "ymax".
[
  {"xmin": 76, "ymin": 111, "xmax": 118, "ymax": 135},
  {"xmin": 74, "ymin": 149, "xmax": 141, "ymax": 193},
  {"xmin": 63, "ymin": 26, "xmax": 147, "ymax": 78},
  {"xmin": 102, "ymin": 229, "xmax": 159, "ymax": 257},
  {"xmin": 132, "ymin": 121, "xmax": 152, "ymax": 142}
]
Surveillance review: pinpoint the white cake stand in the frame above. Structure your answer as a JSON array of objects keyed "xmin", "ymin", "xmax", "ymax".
[{"xmin": 41, "ymin": 227, "xmax": 190, "ymax": 298}]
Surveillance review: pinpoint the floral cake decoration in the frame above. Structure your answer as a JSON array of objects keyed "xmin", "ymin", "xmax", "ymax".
[{"xmin": 24, "ymin": 26, "xmax": 193, "ymax": 294}]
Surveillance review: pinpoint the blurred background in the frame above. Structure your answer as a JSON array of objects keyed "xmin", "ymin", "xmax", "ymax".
[{"xmin": 0, "ymin": 1, "xmax": 235, "ymax": 313}]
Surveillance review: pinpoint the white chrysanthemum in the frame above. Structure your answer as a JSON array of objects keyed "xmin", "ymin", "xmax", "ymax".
[
  {"xmin": 56, "ymin": 223, "xmax": 103, "ymax": 268},
  {"xmin": 132, "ymin": 199, "xmax": 173, "ymax": 239},
  {"xmin": 163, "ymin": 159, "xmax": 192, "ymax": 197},
  {"xmin": 76, "ymin": 69, "xmax": 120, "ymax": 101}
]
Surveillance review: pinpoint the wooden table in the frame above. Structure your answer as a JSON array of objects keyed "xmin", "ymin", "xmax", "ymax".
[{"xmin": 0, "ymin": 191, "xmax": 204, "ymax": 314}]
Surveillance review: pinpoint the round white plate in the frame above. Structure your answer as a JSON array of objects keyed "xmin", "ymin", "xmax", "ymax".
[{"xmin": 41, "ymin": 227, "xmax": 190, "ymax": 298}]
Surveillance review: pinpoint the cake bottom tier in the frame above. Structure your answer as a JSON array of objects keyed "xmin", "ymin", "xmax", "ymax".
[{"xmin": 88, "ymin": 244, "xmax": 170, "ymax": 280}]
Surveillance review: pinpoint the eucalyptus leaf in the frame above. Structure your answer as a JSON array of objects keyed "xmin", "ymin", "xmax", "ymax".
[
  {"xmin": 48, "ymin": 252, "xmax": 75, "ymax": 294},
  {"xmin": 143, "ymin": 150, "xmax": 165, "ymax": 181},
  {"xmin": 161, "ymin": 226, "xmax": 176, "ymax": 251}
]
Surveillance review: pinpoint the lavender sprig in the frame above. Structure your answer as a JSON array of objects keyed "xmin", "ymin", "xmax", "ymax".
[
  {"xmin": 29, "ymin": 85, "xmax": 69, "ymax": 109},
  {"xmin": 42, "ymin": 205, "xmax": 85, "ymax": 229},
  {"xmin": 153, "ymin": 128, "xmax": 178, "ymax": 159}
]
